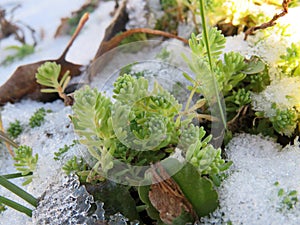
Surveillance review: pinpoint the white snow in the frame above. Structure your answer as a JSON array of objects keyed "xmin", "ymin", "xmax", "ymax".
[
  {"xmin": 206, "ymin": 134, "xmax": 300, "ymax": 225},
  {"xmin": 1, "ymin": 0, "xmax": 300, "ymax": 224}
]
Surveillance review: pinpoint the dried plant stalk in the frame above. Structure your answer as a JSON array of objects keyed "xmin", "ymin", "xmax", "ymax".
[{"xmin": 244, "ymin": 0, "xmax": 291, "ymax": 40}]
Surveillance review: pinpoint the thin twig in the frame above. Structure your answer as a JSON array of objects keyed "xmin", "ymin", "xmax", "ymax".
[
  {"xmin": 97, "ymin": 28, "xmax": 189, "ymax": 57},
  {"xmin": 59, "ymin": 12, "xmax": 89, "ymax": 61},
  {"xmin": 244, "ymin": 0, "xmax": 291, "ymax": 40},
  {"xmin": 227, "ymin": 105, "xmax": 248, "ymax": 127}
]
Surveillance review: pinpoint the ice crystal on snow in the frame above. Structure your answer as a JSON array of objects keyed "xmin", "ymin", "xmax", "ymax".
[{"xmin": 32, "ymin": 174, "xmax": 101, "ymax": 224}]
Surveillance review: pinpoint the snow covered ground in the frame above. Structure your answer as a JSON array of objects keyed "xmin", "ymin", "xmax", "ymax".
[{"xmin": 1, "ymin": 1, "xmax": 300, "ymax": 224}]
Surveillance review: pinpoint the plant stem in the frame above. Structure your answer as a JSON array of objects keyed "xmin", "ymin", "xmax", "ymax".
[
  {"xmin": 0, "ymin": 175, "xmax": 37, "ymax": 207},
  {"xmin": 198, "ymin": 1, "xmax": 212, "ymax": 71},
  {"xmin": 1, "ymin": 172, "xmax": 33, "ymax": 180},
  {"xmin": 136, "ymin": 204, "xmax": 147, "ymax": 212},
  {"xmin": 185, "ymin": 87, "xmax": 197, "ymax": 112},
  {"xmin": 0, "ymin": 114, "xmax": 16, "ymax": 157},
  {"xmin": 0, "ymin": 196, "xmax": 33, "ymax": 217},
  {"xmin": 198, "ymin": 0, "xmax": 227, "ymax": 130}
]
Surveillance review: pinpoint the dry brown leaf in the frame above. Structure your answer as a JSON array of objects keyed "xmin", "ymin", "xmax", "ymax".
[
  {"xmin": 0, "ymin": 13, "xmax": 89, "ymax": 106},
  {"xmin": 149, "ymin": 163, "xmax": 196, "ymax": 225}
]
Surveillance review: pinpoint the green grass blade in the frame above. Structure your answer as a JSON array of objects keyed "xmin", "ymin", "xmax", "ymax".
[
  {"xmin": 198, "ymin": 0, "xmax": 227, "ymax": 130},
  {"xmin": 0, "ymin": 196, "xmax": 32, "ymax": 217},
  {"xmin": 1, "ymin": 172, "xmax": 33, "ymax": 180},
  {"xmin": 0, "ymin": 176, "xmax": 37, "ymax": 207}
]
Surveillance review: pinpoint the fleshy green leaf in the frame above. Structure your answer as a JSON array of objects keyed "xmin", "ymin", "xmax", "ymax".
[{"xmin": 167, "ymin": 160, "xmax": 218, "ymax": 217}]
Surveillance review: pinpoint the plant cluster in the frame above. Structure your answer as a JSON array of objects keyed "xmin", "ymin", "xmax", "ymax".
[
  {"xmin": 184, "ymin": 25, "xmax": 268, "ymax": 126},
  {"xmin": 185, "ymin": 14, "xmax": 300, "ymax": 140},
  {"xmin": 70, "ymin": 73, "xmax": 231, "ymax": 223},
  {"xmin": 1, "ymin": 0, "xmax": 300, "ymax": 223},
  {"xmin": 28, "ymin": 107, "xmax": 52, "ymax": 128},
  {"xmin": 4, "ymin": 107, "xmax": 52, "ymax": 142},
  {"xmin": 6, "ymin": 120, "xmax": 23, "ymax": 139},
  {"xmin": 278, "ymin": 42, "xmax": 300, "ymax": 76}
]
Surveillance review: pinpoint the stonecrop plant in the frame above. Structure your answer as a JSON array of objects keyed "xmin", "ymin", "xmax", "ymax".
[{"xmin": 70, "ymin": 73, "xmax": 231, "ymax": 223}]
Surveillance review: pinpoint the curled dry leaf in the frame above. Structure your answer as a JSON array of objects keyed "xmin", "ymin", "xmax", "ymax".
[
  {"xmin": 148, "ymin": 163, "xmax": 197, "ymax": 225},
  {"xmin": 0, "ymin": 13, "xmax": 89, "ymax": 106}
]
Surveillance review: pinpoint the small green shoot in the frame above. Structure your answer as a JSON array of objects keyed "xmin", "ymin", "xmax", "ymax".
[
  {"xmin": 1, "ymin": 44, "xmax": 35, "ymax": 66},
  {"xmin": 275, "ymin": 181, "xmax": 298, "ymax": 211},
  {"xmin": 0, "ymin": 202, "xmax": 6, "ymax": 214},
  {"xmin": 62, "ymin": 156, "xmax": 87, "ymax": 175},
  {"xmin": 13, "ymin": 145, "xmax": 38, "ymax": 185},
  {"xmin": 35, "ymin": 62, "xmax": 72, "ymax": 104},
  {"xmin": 29, "ymin": 107, "xmax": 51, "ymax": 128},
  {"xmin": 53, "ymin": 140, "xmax": 78, "ymax": 161},
  {"xmin": 7, "ymin": 120, "xmax": 23, "ymax": 138}
]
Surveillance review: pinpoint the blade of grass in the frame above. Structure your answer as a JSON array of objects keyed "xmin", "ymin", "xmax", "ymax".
[
  {"xmin": 0, "ymin": 196, "xmax": 33, "ymax": 217},
  {"xmin": 198, "ymin": 0, "xmax": 227, "ymax": 130},
  {"xmin": 0, "ymin": 175, "xmax": 37, "ymax": 207},
  {"xmin": 1, "ymin": 172, "xmax": 33, "ymax": 180}
]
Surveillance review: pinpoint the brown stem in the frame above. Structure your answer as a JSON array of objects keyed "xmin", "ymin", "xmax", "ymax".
[
  {"xmin": 244, "ymin": 0, "xmax": 291, "ymax": 40},
  {"xmin": 96, "ymin": 28, "xmax": 189, "ymax": 58},
  {"xmin": 58, "ymin": 12, "xmax": 89, "ymax": 61}
]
